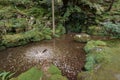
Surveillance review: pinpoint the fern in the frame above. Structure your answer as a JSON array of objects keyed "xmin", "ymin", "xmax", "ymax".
[{"xmin": 0, "ymin": 71, "xmax": 14, "ymax": 80}]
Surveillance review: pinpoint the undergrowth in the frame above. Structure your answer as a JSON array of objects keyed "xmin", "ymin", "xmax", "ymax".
[{"xmin": 84, "ymin": 40, "xmax": 110, "ymax": 71}]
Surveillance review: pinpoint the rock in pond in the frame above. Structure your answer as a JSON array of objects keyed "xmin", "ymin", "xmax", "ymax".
[{"xmin": 74, "ymin": 33, "xmax": 91, "ymax": 42}]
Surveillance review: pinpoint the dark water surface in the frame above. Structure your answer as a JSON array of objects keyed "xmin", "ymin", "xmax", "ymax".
[{"xmin": 0, "ymin": 34, "xmax": 85, "ymax": 80}]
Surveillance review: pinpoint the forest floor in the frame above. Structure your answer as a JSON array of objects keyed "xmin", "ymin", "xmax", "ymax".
[{"xmin": 79, "ymin": 39, "xmax": 120, "ymax": 80}]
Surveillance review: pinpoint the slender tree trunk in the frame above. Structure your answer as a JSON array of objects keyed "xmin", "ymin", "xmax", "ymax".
[
  {"xmin": 52, "ymin": 0, "xmax": 55, "ymax": 35},
  {"xmin": 107, "ymin": 0, "xmax": 115, "ymax": 11}
]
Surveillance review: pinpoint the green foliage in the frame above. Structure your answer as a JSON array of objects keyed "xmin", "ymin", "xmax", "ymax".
[
  {"xmin": 63, "ymin": 5, "xmax": 81, "ymax": 21},
  {"xmin": 42, "ymin": 28, "xmax": 52, "ymax": 40},
  {"xmin": 84, "ymin": 54, "xmax": 95, "ymax": 71},
  {"xmin": 2, "ymin": 34, "xmax": 26, "ymax": 47},
  {"xmin": 55, "ymin": 24, "xmax": 66, "ymax": 36},
  {"xmin": 87, "ymin": 26, "xmax": 105, "ymax": 36},
  {"xmin": 84, "ymin": 40, "xmax": 110, "ymax": 71},
  {"xmin": 63, "ymin": 5, "xmax": 85, "ymax": 32},
  {"xmin": 27, "ymin": 7, "xmax": 47, "ymax": 18},
  {"xmin": 0, "ymin": 71, "xmax": 14, "ymax": 80},
  {"xmin": 11, "ymin": 18, "xmax": 27, "ymax": 28},
  {"xmin": 0, "ymin": 6, "xmax": 15, "ymax": 19},
  {"xmin": 24, "ymin": 29, "xmax": 44, "ymax": 41},
  {"xmin": 102, "ymin": 22, "xmax": 120, "ymax": 38},
  {"xmin": 9, "ymin": 0, "xmax": 33, "ymax": 8},
  {"xmin": 84, "ymin": 40, "xmax": 107, "ymax": 53},
  {"xmin": 48, "ymin": 65, "xmax": 61, "ymax": 75},
  {"xmin": 1, "ymin": 27, "xmax": 53, "ymax": 48}
]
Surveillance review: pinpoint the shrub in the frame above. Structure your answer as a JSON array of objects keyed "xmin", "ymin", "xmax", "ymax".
[
  {"xmin": 9, "ymin": 0, "xmax": 33, "ymax": 8},
  {"xmin": 27, "ymin": 7, "xmax": 47, "ymax": 18},
  {"xmin": 0, "ymin": 6, "xmax": 14, "ymax": 19},
  {"xmin": 24, "ymin": 29, "xmax": 44, "ymax": 42},
  {"xmin": 42, "ymin": 28, "xmax": 52, "ymax": 40},
  {"xmin": 2, "ymin": 34, "xmax": 26, "ymax": 47},
  {"xmin": 84, "ymin": 40, "xmax": 110, "ymax": 71},
  {"xmin": 84, "ymin": 54, "xmax": 95, "ymax": 71},
  {"xmin": 87, "ymin": 26, "xmax": 105, "ymax": 36},
  {"xmin": 55, "ymin": 24, "xmax": 66, "ymax": 36},
  {"xmin": 1, "ymin": 27, "xmax": 53, "ymax": 48},
  {"xmin": 84, "ymin": 40, "xmax": 107, "ymax": 53},
  {"xmin": 102, "ymin": 22, "xmax": 120, "ymax": 38}
]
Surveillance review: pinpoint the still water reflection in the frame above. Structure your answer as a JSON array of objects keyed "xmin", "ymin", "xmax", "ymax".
[{"xmin": 0, "ymin": 34, "xmax": 85, "ymax": 80}]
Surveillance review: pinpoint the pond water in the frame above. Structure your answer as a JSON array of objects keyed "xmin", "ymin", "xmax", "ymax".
[{"xmin": 0, "ymin": 33, "xmax": 86, "ymax": 80}]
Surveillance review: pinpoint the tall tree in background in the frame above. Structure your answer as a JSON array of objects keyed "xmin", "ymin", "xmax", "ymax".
[{"xmin": 107, "ymin": 0, "xmax": 115, "ymax": 11}]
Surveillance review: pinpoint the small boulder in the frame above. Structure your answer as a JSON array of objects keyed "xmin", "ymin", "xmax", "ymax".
[{"xmin": 74, "ymin": 33, "xmax": 91, "ymax": 42}]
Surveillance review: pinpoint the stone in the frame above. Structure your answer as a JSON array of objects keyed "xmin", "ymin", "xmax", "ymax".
[{"xmin": 74, "ymin": 33, "xmax": 91, "ymax": 42}]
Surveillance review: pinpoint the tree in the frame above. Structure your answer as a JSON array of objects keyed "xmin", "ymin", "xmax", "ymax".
[{"xmin": 107, "ymin": 0, "xmax": 115, "ymax": 11}]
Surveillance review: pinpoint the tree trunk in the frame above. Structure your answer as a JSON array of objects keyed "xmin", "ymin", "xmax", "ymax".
[{"xmin": 107, "ymin": 0, "xmax": 115, "ymax": 11}]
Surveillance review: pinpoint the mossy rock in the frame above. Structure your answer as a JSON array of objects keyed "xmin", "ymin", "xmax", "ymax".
[
  {"xmin": 84, "ymin": 40, "xmax": 107, "ymax": 53},
  {"xmin": 84, "ymin": 40, "xmax": 110, "ymax": 71},
  {"xmin": 74, "ymin": 33, "xmax": 91, "ymax": 42}
]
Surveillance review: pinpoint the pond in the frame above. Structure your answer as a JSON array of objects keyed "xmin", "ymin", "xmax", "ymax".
[{"xmin": 0, "ymin": 33, "xmax": 86, "ymax": 80}]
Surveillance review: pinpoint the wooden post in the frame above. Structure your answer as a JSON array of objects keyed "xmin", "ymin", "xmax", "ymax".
[{"xmin": 52, "ymin": 0, "xmax": 55, "ymax": 35}]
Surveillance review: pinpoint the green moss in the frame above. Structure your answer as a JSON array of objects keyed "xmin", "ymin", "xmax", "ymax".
[
  {"xmin": 78, "ymin": 43, "xmax": 120, "ymax": 80},
  {"xmin": 84, "ymin": 40, "xmax": 110, "ymax": 71},
  {"xmin": 10, "ymin": 67, "xmax": 43, "ymax": 80},
  {"xmin": 84, "ymin": 40, "xmax": 107, "ymax": 53},
  {"xmin": 10, "ymin": 65, "xmax": 68, "ymax": 80},
  {"xmin": 49, "ymin": 74, "xmax": 68, "ymax": 80},
  {"xmin": 48, "ymin": 65, "xmax": 61, "ymax": 75}
]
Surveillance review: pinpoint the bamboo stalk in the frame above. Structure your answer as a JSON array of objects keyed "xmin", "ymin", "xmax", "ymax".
[{"xmin": 52, "ymin": 0, "xmax": 55, "ymax": 35}]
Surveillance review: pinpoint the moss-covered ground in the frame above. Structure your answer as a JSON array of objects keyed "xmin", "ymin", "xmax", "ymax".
[
  {"xmin": 78, "ymin": 39, "xmax": 120, "ymax": 80},
  {"xmin": 10, "ymin": 65, "xmax": 67, "ymax": 80}
]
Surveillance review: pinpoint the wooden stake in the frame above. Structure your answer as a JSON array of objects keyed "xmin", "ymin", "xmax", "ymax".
[{"xmin": 52, "ymin": 0, "xmax": 55, "ymax": 35}]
